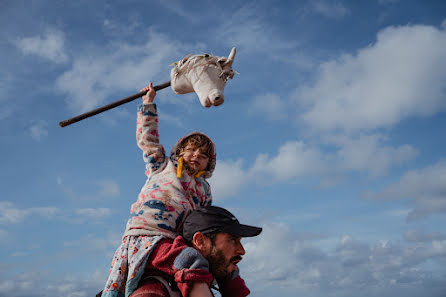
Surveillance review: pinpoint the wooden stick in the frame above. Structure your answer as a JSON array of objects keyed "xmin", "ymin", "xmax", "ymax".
[{"xmin": 59, "ymin": 81, "xmax": 171, "ymax": 127}]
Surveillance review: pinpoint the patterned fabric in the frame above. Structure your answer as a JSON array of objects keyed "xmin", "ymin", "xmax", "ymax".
[
  {"xmin": 101, "ymin": 103, "xmax": 215, "ymax": 297},
  {"xmin": 102, "ymin": 236, "xmax": 164, "ymax": 297},
  {"xmin": 124, "ymin": 103, "xmax": 214, "ymax": 239}
]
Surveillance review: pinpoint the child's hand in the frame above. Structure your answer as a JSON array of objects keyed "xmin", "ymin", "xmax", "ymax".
[{"xmin": 141, "ymin": 82, "xmax": 156, "ymax": 104}]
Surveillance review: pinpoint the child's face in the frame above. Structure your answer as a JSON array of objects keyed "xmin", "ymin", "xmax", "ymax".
[{"xmin": 182, "ymin": 144, "xmax": 209, "ymax": 172}]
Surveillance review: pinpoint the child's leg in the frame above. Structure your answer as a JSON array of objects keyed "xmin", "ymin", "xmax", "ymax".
[{"xmin": 189, "ymin": 282, "xmax": 213, "ymax": 297}]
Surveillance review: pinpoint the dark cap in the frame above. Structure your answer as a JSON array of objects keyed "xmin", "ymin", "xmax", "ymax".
[{"xmin": 182, "ymin": 205, "xmax": 262, "ymax": 242}]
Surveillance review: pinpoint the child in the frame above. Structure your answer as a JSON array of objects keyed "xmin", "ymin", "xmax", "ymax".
[{"xmin": 101, "ymin": 83, "xmax": 216, "ymax": 297}]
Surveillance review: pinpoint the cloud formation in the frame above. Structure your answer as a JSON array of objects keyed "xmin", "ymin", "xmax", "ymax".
[
  {"xmin": 250, "ymin": 141, "xmax": 328, "ymax": 182},
  {"xmin": 0, "ymin": 201, "xmax": 112, "ymax": 225},
  {"xmin": 242, "ymin": 223, "xmax": 446, "ymax": 297},
  {"xmin": 209, "ymin": 159, "xmax": 248, "ymax": 200},
  {"xmin": 29, "ymin": 120, "xmax": 48, "ymax": 141},
  {"xmin": 210, "ymin": 137, "xmax": 415, "ymax": 199},
  {"xmin": 364, "ymin": 160, "xmax": 446, "ymax": 221},
  {"xmin": 0, "ymin": 202, "xmax": 57, "ymax": 224},
  {"xmin": 295, "ymin": 24, "xmax": 446, "ymax": 133},
  {"xmin": 311, "ymin": 0, "xmax": 351, "ymax": 19},
  {"xmin": 0, "ymin": 270, "xmax": 105, "ymax": 297},
  {"xmin": 330, "ymin": 133, "xmax": 417, "ymax": 177},
  {"xmin": 55, "ymin": 30, "xmax": 183, "ymax": 113},
  {"xmin": 14, "ymin": 29, "xmax": 68, "ymax": 63}
]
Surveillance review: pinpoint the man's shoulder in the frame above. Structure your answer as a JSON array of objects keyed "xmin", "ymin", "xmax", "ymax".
[
  {"xmin": 130, "ymin": 278, "xmax": 171, "ymax": 297},
  {"xmin": 150, "ymin": 236, "xmax": 189, "ymax": 261}
]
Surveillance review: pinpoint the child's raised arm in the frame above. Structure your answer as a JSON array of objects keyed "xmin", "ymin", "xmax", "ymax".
[{"xmin": 136, "ymin": 82, "xmax": 166, "ymax": 175}]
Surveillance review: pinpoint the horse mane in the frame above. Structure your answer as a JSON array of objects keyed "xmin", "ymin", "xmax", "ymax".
[{"xmin": 171, "ymin": 53, "xmax": 228, "ymax": 79}]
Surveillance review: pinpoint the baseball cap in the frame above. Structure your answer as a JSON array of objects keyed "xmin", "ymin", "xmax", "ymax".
[{"xmin": 182, "ymin": 205, "xmax": 262, "ymax": 242}]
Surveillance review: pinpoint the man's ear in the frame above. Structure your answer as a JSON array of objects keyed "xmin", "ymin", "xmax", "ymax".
[{"xmin": 192, "ymin": 232, "xmax": 211, "ymax": 256}]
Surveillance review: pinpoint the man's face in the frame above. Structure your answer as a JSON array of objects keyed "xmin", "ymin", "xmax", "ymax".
[{"xmin": 205, "ymin": 233, "xmax": 245, "ymax": 281}]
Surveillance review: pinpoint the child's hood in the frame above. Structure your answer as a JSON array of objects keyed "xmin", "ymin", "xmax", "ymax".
[{"xmin": 170, "ymin": 132, "xmax": 216, "ymax": 179}]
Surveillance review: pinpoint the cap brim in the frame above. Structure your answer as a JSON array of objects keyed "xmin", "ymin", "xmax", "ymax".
[{"xmin": 223, "ymin": 224, "xmax": 262, "ymax": 238}]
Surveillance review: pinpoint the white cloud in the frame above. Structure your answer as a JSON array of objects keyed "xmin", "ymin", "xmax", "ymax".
[
  {"xmin": 241, "ymin": 223, "xmax": 446, "ymax": 296},
  {"xmin": 0, "ymin": 201, "xmax": 112, "ymax": 224},
  {"xmin": 311, "ymin": 1, "xmax": 350, "ymax": 19},
  {"xmin": 0, "ymin": 280, "xmax": 14, "ymax": 292},
  {"xmin": 210, "ymin": 136, "xmax": 415, "ymax": 198},
  {"xmin": 331, "ymin": 133, "xmax": 417, "ymax": 177},
  {"xmin": 1, "ymin": 271, "xmax": 104, "ymax": 297},
  {"xmin": 0, "ymin": 202, "xmax": 59, "ymax": 224},
  {"xmin": 295, "ymin": 24, "xmax": 446, "ymax": 133},
  {"xmin": 14, "ymin": 29, "xmax": 68, "ymax": 63},
  {"xmin": 404, "ymin": 229, "xmax": 446, "ymax": 242},
  {"xmin": 209, "ymin": 159, "xmax": 248, "ymax": 200},
  {"xmin": 75, "ymin": 208, "xmax": 113, "ymax": 221},
  {"xmin": 210, "ymin": 141, "xmax": 327, "ymax": 199},
  {"xmin": 364, "ymin": 160, "xmax": 446, "ymax": 220},
  {"xmin": 55, "ymin": 30, "xmax": 184, "ymax": 113},
  {"xmin": 32, "ymin": 207, "xmax": 58, "ymax": 218},
  {"xmin": 29, "ymin": 120, "xmax": 48, "ymax": 141},
  {"xmin": 250, "ymin": 141, "xmax": 327, "ymax": 182},
  {"xmin": 0, "ymin": 202, "xmax": 29, "ymax": 224}
]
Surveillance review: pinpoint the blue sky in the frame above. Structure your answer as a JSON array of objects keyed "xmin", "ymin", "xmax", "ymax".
[{"xmin": 1, "ymin": 0, "xmax": 446, "ymax": 296}]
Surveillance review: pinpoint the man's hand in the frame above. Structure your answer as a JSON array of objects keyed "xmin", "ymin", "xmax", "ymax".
[{"xmin": 141, "ymin": 82, "xmax": 156, "ymax": 104}]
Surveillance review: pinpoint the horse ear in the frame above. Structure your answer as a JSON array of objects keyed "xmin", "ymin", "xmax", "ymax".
[
  {"xmin": 224, "ymin": 47, "xmax": 236, "ymax": 67},
  {"xmin": 227, "ymin": 47, "xmax": 236, "ymax": 61}
]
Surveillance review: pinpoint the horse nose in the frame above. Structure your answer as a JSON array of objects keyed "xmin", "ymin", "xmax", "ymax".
[
  {"xmin": 209, "ymin": 91, "xmax": 224, "ymax": 106},
  {"xmin": 213, "ymin": 96, "xmax": 224, "ymax": 106}
]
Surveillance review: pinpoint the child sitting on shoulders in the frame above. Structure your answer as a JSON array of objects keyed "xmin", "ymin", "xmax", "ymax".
[{"xmin": 101, "ymin": 82, "xmax": 216, "ymax": 297}]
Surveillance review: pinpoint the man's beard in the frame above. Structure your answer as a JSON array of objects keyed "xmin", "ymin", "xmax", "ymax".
[{"xmin": 207, "ymin": 246, "xmax": 232, "ymax": 283}]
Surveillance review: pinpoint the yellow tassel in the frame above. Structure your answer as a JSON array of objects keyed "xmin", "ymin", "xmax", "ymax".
[
  {"xmin": 195, "ymin": 171, "xmax": 205, "ymax": 178},
  {"xmin": 177, "ymin": 156, "xmax": 184, "ymax": 178}
]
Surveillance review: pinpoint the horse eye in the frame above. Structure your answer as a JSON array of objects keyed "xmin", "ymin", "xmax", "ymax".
[
  {"xmin": 204, "ymin": 54, "xmax": 210, "ymax": 58},
  {"xmin": 218, "ymin": 58, "xmax": 227, "ymax": 64}
]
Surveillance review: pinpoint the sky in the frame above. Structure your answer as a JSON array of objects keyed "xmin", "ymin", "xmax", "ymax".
[{"xmin": 1, "ymin": 0, "xmax": 446, "ymax": 296}]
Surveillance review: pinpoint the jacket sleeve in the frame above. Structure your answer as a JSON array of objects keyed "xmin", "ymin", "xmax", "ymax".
[
  {"xmin": 136, "ymin": 103, "xmax": 167, "ymax": 175},
  {"xmin": 148, "ymin": 237, "xmax": 213, "ymax": 297}
]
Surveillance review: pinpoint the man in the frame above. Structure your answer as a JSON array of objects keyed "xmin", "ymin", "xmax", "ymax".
[{"xmin": 130, "ymin": 205, "xmax": 262, "ymax": 297}]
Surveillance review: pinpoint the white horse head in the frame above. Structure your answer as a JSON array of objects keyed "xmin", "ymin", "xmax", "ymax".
[{"xmin": 170, "ymin": 47, "xmax": 237, "ymax": 107}]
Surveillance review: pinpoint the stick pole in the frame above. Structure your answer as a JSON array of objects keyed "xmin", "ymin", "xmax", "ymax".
[{"xmin": 59, "ymin": 81, "xmax": 171, "ymax": 127}]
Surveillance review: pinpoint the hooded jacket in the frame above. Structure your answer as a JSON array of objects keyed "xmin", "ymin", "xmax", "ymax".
[{"xmin": 124, "ymin": 103, "xmax": 215, "ymax": 239}]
